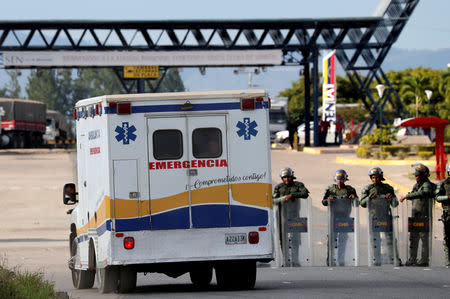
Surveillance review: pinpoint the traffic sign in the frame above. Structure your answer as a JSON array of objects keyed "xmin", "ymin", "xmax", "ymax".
[{"xmin": 123, "ymin": 66, "xmax": 159, "ymax": 78}]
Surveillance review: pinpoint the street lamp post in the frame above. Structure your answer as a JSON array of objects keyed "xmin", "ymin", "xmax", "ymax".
[
  {"xmin": 233, "ymin": 67, "xmax": 265, "ymax": 88},
  {"xmin": 425, "ymin": 90, "xmax": 432, "ymax": 116},
  {"xmin": 376, "ymin": 84, "xmax": 386, "ymax": 153}
]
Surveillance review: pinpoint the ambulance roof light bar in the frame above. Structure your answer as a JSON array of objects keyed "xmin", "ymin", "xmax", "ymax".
[
  {"xmin": 241, "ymin": 98, "xmax": 255, "ymax": 110},
  {"xmin": 117, "ymin": 102, "xmax": 131, "ymax": 115}
]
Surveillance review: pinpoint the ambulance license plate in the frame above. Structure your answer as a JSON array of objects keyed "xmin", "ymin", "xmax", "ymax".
[{"xmin": 225, "ymin": 233, "xmax": 247, "ymax": 245}]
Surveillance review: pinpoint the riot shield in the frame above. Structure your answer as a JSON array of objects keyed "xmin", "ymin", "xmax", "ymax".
[
  {"xmin": 280, "ymin": 196, "xmax": 312, "ymax": 267},
  {"xmin": 327, "ymin": 196, "xmax": 360, "ymax": 266},
  {"xmin": 405, "ymin": 198, "xmax": 433, "ymax": 266},
  {"xmin": 367, "ymin": 195, "xmax": 400, "ymax": 266}
]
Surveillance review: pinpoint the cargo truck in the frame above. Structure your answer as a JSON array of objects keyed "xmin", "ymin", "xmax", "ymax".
[
  {"xmin": 0, "ymin": 98, "xmax": 46, "ymax": 148},
  {"xmin": 43, "ymin": 109, "xmax": 72, "ymax": 148}
]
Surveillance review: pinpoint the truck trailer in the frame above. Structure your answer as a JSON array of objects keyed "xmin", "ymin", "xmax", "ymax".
[
  {"xmin": 0, "ymin": 98, "xmax": 46, "ymax": 148},
  {"xmin": 64, "ymin": 90, "xmax": 274, "ymax": 293}
]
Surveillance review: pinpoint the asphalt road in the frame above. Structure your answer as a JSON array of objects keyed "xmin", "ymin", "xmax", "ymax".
[{"xmin": 0, "ymin": 149, "xmax": 449, "ymax": 299}]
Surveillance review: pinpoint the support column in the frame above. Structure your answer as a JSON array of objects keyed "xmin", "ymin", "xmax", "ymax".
[
  {"xmin": 137, "ymin": 78, "xmax": 146, "ymax": 93},
  {"xmin": 304, "ymin": 60, "xmax": 311, "ymax": 147},
  {"xmin": 312, "ymin": 48, "xmax": 320, "ymax": 147}
]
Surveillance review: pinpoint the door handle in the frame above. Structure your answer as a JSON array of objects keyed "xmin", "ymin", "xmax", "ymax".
[
  {"xmin": 129, "ymin": 192, "xmax": 140, "ymax": 199},
  {"xmin": 188, "ymin": 169, "xmax": 198, "ymax": 176}
]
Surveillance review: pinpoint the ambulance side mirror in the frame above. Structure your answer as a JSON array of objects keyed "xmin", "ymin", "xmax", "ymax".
[{"xmin": 63, "ymin": 183, "xmax": 78, "ymax": 205}]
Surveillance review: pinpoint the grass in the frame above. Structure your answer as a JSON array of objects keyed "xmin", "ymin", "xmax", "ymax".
[{"xmin": 0, "ymin": 257, "xmax": 61, "ymax": 299}]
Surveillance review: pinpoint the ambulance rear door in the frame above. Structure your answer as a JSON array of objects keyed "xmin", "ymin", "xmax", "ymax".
[
  {"xmin": 188, "ymin": 115, "xmax": 229, "ymax": 228},
  {"xmin": 148, "ymin": 117, "xmax": 190, "ymax": 230},
  {"xmin": 147, "ymin": 114, "xmax": 230, "ymax": 230}
]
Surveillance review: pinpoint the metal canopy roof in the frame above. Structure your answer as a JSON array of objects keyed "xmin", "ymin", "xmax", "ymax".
[{"xmin": 0, "ymin": 0, "xmax": 420, "ymax": 143}]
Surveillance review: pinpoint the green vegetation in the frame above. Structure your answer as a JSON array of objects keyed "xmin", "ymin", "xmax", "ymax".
[
  {"xmin": 278, "ymin": 67, "xmax": 450, "ymax": 140},
  {"xmin": 356, "ymin": 146, "xmax": 372, "ymax": 158},
  {"xmin": 356, "ymin": 143, "xmax": 449, "ymax": 160},
  {"xmin": 417, "ymin": 151, "xmax": 434, "ymax": 160},
  {"xmin": 383, "ymin": 145, "xmax": 410, "ymax": 157},
  {"xmin": 359, "ymin": 126, "xmax": 398, "ymax": 145},
  {"xmin": 372, "ymin": 151, "xmax": 389, "ymax": 160},
  {"xmin": 0, "ymin": 263, "xmax": 60, "ymax": 299}
]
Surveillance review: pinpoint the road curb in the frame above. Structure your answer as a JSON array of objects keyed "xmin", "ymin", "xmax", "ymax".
[
  {"xmin": 303, "ymin": 147, "xmax": 324, "ymax": 154},
  {"xmin": 384, "ymin": 178, "xmax": 410, "ymax": 195},
  {"xmin": 336, "ymin": 156, "xmax": 435, "ymax": 166},
  {"xmin": 0, "ymin": 149, "xmax": 76, "ymax": 155}
]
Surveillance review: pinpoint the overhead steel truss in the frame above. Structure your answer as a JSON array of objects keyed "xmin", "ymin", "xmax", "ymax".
[{"xmin": 0, "ymin": 0, "xmax": 419, "ymax": 144}]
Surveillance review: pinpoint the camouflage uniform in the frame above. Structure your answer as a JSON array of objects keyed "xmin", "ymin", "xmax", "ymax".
[
  {"xmin": 361, "ymin": 182, "xmax": 401, "ymax": 266},
  {"xmin": 322, "ymin": 184, "xmax": 358, "ymax": 266},
  {"xmin": 405, "ymin": 179, "xmax": 434, "ymax": 266},
  {"xmin": 435, "ymin": 177, "xmax": 450, "ymax": 267},
  {"xmin": 273, "ymin": 181, "xmax": 309, "ymax": 266}
]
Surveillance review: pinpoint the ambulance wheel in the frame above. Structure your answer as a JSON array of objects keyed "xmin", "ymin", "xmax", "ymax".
[
  {"xmin": 117, "ymin": 266, "xmax": 136, "ymax": 293},
  {"xmin": 97, "ymin": 266, "xmax": 119, "ymax": 293},
  {"xmin": 190, "ymin": 264, "xmax": 213, "ymax": 288},
  {"xmin": 215, "ymin": 260, "xmax": 256, "ymax": 290},
  {"xmin": 70, "ymin": 240, "xmax": 95, "ymax": 289}
]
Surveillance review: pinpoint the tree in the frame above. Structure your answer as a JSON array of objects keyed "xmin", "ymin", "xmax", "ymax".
[
  {"xmin": 148, "ymin": 68, "xmax": 185, "ymax": 92},
  {"xmin": 278, "ymin": 76, "xmax": 310, "ymax": 126},
  {"xmin": 437, "ymin": 70, "xmax": 450, "ymax": 120},
  {"xmin": 0, "ymin": 71, "xmax": 21, "ymax": 98},
  {"xmin": 399, "ymin": 75, "xmax": 431, "ymax": 118},
  {"xmin": 25, "ymin": 69, "xmax": 59, "ymax": 109}
]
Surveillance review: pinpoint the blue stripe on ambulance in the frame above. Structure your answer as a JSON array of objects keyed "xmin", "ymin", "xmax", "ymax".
[
  {"xmin": 104, "ymin": 101, "xmax": 269, "ymax": 114},
  {"xmin": 191, "ymin": 205, "xmax": 230, "ymax": 228},
  {"xmin": 150, "ymin": 207, "xmax": 190, "ymax": 230},
  {"xmin": 115, "ymin": 216, "xmax": 151, "ymax": 231},
  {"xmin": 77, "ymin": 205, "xmax": 268, "ymax": 240}
]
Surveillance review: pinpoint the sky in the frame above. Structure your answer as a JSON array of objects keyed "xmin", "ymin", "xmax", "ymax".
[
  {"xmin": 0, "ymin": 0, "xmax": 449, "ymax": 98},
  {"xmin": 0, "ymin": 0, "xmax": 448, "ymax": 50}
]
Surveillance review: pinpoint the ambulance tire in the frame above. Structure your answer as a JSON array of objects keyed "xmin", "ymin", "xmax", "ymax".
[
  {"xmin": 117, "ymin": 266, "xmax": 136, "ymax": 293},
  {"xmin": 97, "ymin": 266, "xmax": 119, "ymax": 293},
  {"xmin": 215, "ymin": 261, "xmax": 256, "ymax": 290},
  {"xmin": 71, "ymin": 240, "xmax": 95, "ymax": 289},
  {"xmin": 189, "ymin": 264, "xmax": 213, "ymax": 288}
]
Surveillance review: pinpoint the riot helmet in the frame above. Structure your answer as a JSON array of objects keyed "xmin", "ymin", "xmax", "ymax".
[
  {"xmin": 334, "ymin": 169, "xmax": 349, "ymax": 182},
  {"xmin": 280, "ymin": 167, "xmax": 295, "ymax": 179},
  {"xmin": 412, "ymin": 163, "xmax": 430, "ymax": 177},
  {"xmin": 368, "ymin": 166, "xmax": 385, "ymax": 180}
]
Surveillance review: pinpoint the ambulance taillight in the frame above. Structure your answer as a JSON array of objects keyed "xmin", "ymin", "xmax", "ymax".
[
  {"xmin": 240, "ymin": 98, "xmax": 255, "ymax": 110},
  {"xmin": 124, "ymin": 237, "xmax": 135, "ymax": 249},
  {"xmin": 73, "ymin": 108, "xmax": 77, "ymax": 120},
  {"xmin": 117, "ymin": 102, "xmax": 131, "ymax": 115},
  {"xmin": 248, "ymin": 232, "xmax": 259, "ymax": 244}
]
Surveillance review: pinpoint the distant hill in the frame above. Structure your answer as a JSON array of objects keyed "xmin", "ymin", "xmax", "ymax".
[{"xmin": 382, "ymin": 47, "xmax": 450, "ymax": 71}]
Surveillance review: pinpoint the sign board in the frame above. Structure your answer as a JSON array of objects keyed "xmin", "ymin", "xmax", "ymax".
[
  {"xmin": 124, "ymin": 66, "xmax": 159, "ymax": 79},
  {"xmin": 322, "ymin": 50, "xmax": 336, "ymax": 125},
  {"xmin": 2, "ymin": 50, "xmax": 283, "ymax": 67}
]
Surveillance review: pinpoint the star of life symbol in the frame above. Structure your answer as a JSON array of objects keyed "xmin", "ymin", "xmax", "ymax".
[
  {"xmin": 236, "ymin": 117, "xmax": 258, "ymax": 140},
  {"xmin": 115, "ymin": 122, "xmax": 137, "ymax": 145}
]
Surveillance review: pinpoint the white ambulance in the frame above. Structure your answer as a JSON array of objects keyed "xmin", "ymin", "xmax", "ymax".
[{"xmin": 63, "ymin": 90, "xmax": 274, "ymax": 293}]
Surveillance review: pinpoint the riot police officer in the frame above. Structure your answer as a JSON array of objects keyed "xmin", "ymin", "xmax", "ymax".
[
  {"xmin": 322, "ymin": 169, "xmax": 359, "ymax": 266},
  {"xmin": 399, "ymin": 163, "xmax": 434, "ymax": 266},
  {"xmin": 361, "ymin": 167, "xmax": 402, "ymax": 266},
  {"xmin": 273, "ymin": 167, "xmax": 310, "ymax": 266},
  {"xmin": 435, "ymin": 163, "xmax": 450, "ymax": 267}
]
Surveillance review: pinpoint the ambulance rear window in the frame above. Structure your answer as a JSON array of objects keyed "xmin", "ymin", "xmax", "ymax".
[
  {"xmin": 153, "ymin": 130, "xmax": 183, "ymax": 160},
  {"xmin": 192, "ymin": 128, "xmax": 222, "ymax": 158}
]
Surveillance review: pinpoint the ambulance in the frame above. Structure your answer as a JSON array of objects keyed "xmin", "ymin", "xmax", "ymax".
[{"xmin": 63, "ymin": 90, "xmax": 274, "ymax": 293}]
